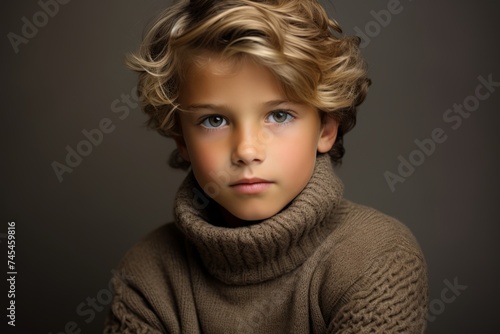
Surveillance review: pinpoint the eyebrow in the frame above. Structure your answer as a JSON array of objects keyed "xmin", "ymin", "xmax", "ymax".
[{"xmin": 182, "ymin": 100, "xmax": 293, "ymax": 112}]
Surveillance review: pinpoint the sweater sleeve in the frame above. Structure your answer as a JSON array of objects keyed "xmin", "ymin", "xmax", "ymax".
[
  {"xmin": 327, "ymin": 249, "xmax": 429, "ymax": 334},
  {"xmin": 103, "ymin": 274, "xmax": 165, "ymax": 334}
]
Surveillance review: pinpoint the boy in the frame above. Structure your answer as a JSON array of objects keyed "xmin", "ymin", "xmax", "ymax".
[{"xmin": 104, "ymin": 0, "xmax": 428, "ymax": 333}]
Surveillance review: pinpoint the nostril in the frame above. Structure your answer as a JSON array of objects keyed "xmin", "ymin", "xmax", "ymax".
[{"xmin": 232, "ymin": 142, "xmax": 265, "ymax": 165}]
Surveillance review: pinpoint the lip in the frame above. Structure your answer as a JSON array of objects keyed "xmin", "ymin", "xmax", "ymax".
[
  {"xmin": 230, "ymin": 178, "xmax": 271, "ymax": 186},
  {"xmin": 230, "ymin": 178, "xmax": 273, "ymax": 194}
]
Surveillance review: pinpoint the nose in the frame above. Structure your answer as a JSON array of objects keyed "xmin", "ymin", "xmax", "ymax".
[{"xmin": 231, "ymin": 124, "xmax": 266, "ymax": 166}]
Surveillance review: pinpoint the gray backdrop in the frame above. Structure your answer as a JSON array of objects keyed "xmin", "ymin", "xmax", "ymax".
[{"xmin": 2, "ymin": 0, "xmax": 499, "ymax": 333}]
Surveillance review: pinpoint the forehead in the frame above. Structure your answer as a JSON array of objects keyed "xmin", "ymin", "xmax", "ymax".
[{"xmin": 178, "ymin": 54, "xmax": 287, "ymax": 106}]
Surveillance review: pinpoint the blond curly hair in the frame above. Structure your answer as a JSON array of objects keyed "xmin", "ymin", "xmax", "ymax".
[{"xmin": 127, "ymin": 0, "xmax": 370, "ymax": 169}]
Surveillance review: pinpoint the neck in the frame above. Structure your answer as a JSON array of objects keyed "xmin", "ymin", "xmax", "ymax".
[{"xmin": 209, "ymin": 201, "xmax": 263, "ymax": 228}]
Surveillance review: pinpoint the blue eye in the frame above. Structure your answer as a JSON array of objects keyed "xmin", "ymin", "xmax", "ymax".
[
  {"xmin": 200, "ymin": 115, "xmax": 227, "ymax": 128},
  {"xmin": 268, "ymin": 110, "xmax": 294, "ymax": 124}
]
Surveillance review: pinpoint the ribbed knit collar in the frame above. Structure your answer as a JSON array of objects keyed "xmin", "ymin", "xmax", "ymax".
[{"xmin": 173, "ymin": 154, "xmax": 344, "ymax": 285}]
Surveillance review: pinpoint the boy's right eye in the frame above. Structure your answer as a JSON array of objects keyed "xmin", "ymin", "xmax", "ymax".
[{"xmin": 200, "ymin": 115, "xmax": 227, "ymax": 128}]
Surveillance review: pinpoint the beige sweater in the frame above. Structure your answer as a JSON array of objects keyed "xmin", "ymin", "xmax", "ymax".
[{"xmin": 104, "ymin": 154, "xmax": 428, "ymax": 333}]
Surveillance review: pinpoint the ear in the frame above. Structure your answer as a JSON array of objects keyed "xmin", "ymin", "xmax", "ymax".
[
  {"xmin": 173, "ymin": 135, "xmax": 191, "ymax": 162},
  {"xmin": 317, "ymin": 114, "xmax": 339, "ymax": 153}
]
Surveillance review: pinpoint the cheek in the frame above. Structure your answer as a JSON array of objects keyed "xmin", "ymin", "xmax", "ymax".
[
  {"xmin": 273, "ymin": 124, "xmax": 319, "ymax": 158},
  {"xmin": 271, "ymin": 132, "xmax": 317, "ymax": 179},
  {"xmin": 186, "ymin": 137, "xmax": 225, "ymax": 183}
]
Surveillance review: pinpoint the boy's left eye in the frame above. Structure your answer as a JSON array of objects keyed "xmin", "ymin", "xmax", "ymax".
[{"xmin": 267, "ymin": 111, "xmax": 294, "ymax": 124}]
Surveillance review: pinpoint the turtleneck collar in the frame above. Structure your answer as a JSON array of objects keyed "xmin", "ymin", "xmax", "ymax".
[{"xmin": 173, "ymin": 154, "xmax": 344, "ymax": 285}]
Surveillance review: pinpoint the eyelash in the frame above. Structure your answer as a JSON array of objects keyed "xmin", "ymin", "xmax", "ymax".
[{"xmin": 197, "ymin": 110, "xmax": 296, "ymax": 131}]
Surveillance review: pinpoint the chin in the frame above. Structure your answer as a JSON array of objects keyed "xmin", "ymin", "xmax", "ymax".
[
  {"xmin": 231, "ymin": 208, "xmax": 277, "ymax": 222},
  {"xmin": 234, "ymin": 213, "xmax": 273, "ymax": 222}
]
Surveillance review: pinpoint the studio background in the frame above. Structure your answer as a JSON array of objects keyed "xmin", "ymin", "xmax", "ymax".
[{"xmin": 2, "ymin": 0, "xmax": 499, "ymax": 333}]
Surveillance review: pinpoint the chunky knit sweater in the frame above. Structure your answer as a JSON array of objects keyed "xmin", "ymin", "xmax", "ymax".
[{"xmin": 104, "ymin": 154, "xmax": 428, "ymax": 333}]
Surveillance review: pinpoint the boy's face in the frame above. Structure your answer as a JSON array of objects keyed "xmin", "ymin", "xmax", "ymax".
[{"xmin": 175, "ymin": 56, "xmax": 338, "ymax": 225}]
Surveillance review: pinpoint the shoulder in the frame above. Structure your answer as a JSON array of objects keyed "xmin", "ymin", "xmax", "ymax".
[
  {"xmin": 316, "ymin": 199, "xmax": 428, "ymax": 309},
  {"xmin": 105, "ymin": 223, "xmax": 192, "ymax": 332},
  {"xmin": 331, "ymin": 199, "xmax": 424, "ymax": 259},
  {"xmin": 310, "ymin": 200, "xmax": 429, "ymax": 331},
  {"xmin": 115, "ymin": 222, "xmax": 188, "ymax": 278},
  {"xmin": 317, "ymin": 201, "xmax": 429, "ymax": 332}
]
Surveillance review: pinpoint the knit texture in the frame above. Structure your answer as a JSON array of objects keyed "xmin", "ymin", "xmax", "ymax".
[{"xmin": 104, "ymin": 154, "xmax": 428, "ymax": 333}]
